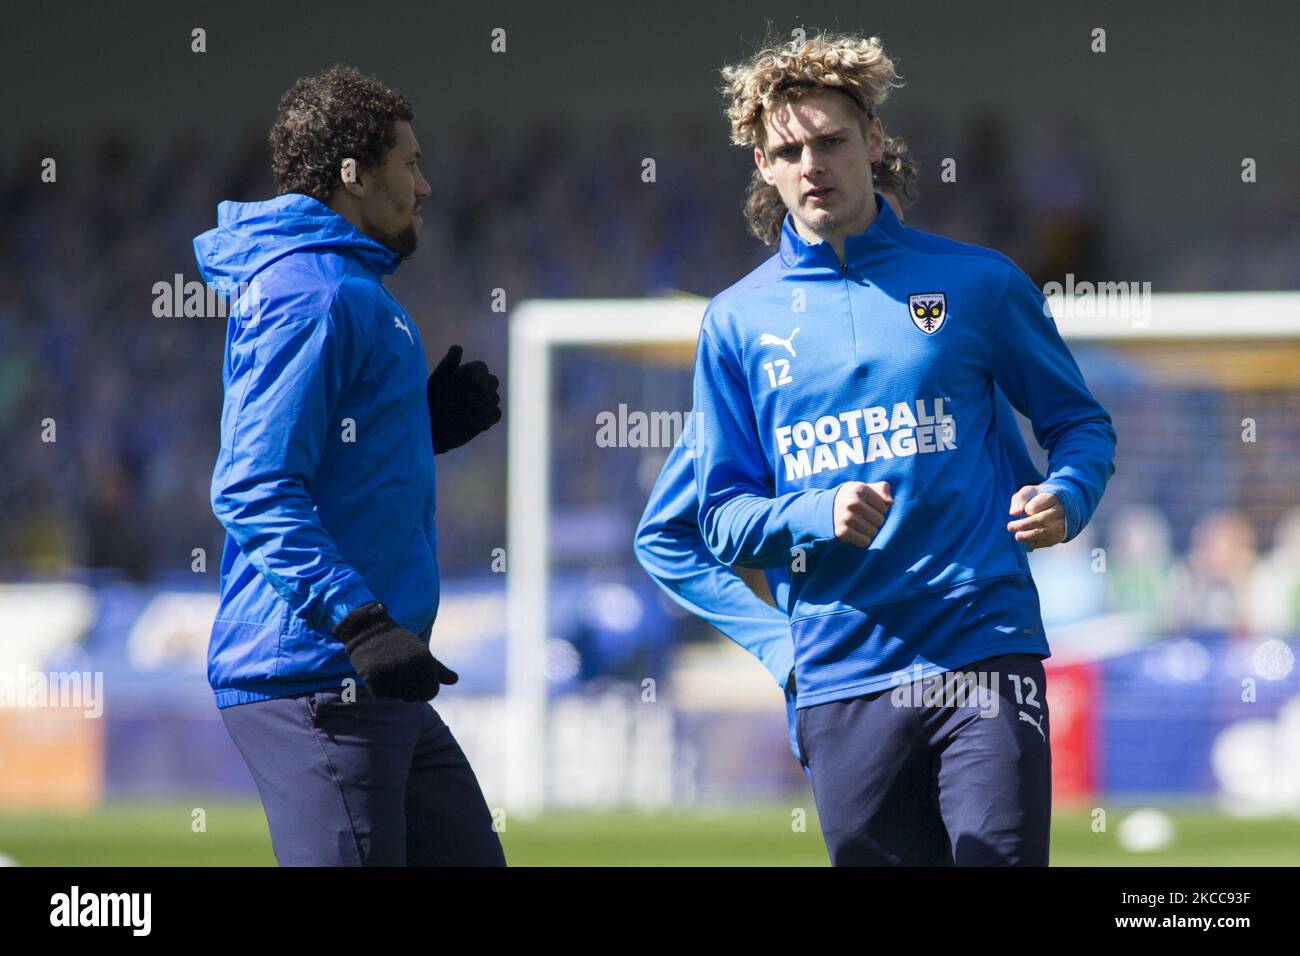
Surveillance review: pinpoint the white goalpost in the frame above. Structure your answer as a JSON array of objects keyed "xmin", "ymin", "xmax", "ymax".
[
  {"xmin": 504, "ymin": 290, "xmax": 1300, "ymax": 816},
  {"xmin": 505, "ymin": 298, "xmax": 706, "ymax": 816}
]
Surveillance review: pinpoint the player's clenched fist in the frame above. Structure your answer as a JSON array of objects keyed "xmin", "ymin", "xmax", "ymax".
[
  {"xmin": 833, "ymin": 481, "xmax": 893, "ymax": 547},
  {"xmin": 1007, "ymin": 485, "xmax": 1066, "ymax": 550}
]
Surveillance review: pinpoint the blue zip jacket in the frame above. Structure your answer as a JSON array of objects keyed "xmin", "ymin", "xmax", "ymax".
[
  {"xmin": 636, "ymin": 269, "xmax": 1045, "ymax": 760},
  {"xmin": 194, "ymin": 193, "xmax": 439, "ymax": 708},
  {"xmin": 692, "ymin": 194, "xmax": 1116, "ymax": 708}
]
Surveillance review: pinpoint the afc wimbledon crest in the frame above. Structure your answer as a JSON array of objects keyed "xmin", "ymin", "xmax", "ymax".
[{"xmin": 908, "ymin": 292, "xmax": 947, "ymax": 334}]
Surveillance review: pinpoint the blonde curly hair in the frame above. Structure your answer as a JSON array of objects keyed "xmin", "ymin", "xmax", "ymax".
[
  {"xmin": 721, "ymin": 32, "xmax": 907, "ymax": 246},
  {"xmin": 721, "ymin": 32, "xmax": 901, "ymax": 147}
]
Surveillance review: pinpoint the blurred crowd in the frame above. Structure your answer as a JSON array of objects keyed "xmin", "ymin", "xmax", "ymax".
[
  {"xmin": 1, "ymin": 115, "xmax": 1297, "ymax": 651},
  {"xmin": 1032, "ymin": 505, "xmax": 1300, "ymax": 642}
]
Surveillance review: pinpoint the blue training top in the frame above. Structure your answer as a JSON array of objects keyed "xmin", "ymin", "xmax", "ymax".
[
  {"xmin": 636, "ymin": 195, "xmax": 1062, "ymax": 758},
  {"xmin": 689, "ymin": 194, "xmax": 1115, "ymax": 708}
]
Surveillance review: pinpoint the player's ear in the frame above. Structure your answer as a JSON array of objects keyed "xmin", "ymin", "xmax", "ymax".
[
  {"xmin": 754, "ymin": 145, "xmax": 776, "ymax": 186},
  {"xmin": 866, "ymin": 116, "xmax": 885, "ymax": 165},
  {"xmin": 338, "ymin": 157, "xmax": 367, "ymax": 198}
]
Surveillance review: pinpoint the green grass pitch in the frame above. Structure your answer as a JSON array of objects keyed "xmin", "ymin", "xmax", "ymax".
[{"xmin": 1, "ymin": 801, "xmax": 1297, "ymax": 866}]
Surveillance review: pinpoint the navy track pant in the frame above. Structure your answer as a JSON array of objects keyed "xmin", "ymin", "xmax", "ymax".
[
  {"xmin": 221, "ymin": 685, "xmax": 505, "ymax": 866},
  {"xmin": 796, "ymin": 653, "xmax": 1051, "ymax": 866}
]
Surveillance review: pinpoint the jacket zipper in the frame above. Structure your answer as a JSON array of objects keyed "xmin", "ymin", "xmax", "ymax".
[{"xmin": 842, "ymin": 259, "xmax": 859, "ymax": 360}]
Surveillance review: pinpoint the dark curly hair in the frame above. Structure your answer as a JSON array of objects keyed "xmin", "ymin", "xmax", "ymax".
[
  {"xmin": 269, "ymin": 64, "xmax": 414, "ymax": 202},
  {"xmin": 743, "ymin": 131, "xmax": 919, "ymax": 247}
]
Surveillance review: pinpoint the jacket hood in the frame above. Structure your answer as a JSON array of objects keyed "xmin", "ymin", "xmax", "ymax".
[{"xmin": 193, "ymin": 193, "xmax": 402, "ymax": 289}]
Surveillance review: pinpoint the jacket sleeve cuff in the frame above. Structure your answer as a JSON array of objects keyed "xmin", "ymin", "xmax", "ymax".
[
  {"xmin": 316, "ymin": 579, "xmax": 380, "ymax": 634},
  {"xmin": 793, "ymin": 486, "xmax": 840, "ymax": 546},
  {"xmin": 777, "ymin": 663, "xmax": 795, "ymax": 690}
]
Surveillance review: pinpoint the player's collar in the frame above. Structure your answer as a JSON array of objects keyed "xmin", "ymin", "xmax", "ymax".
[{"xmin": 778, "ymin": 191, "xmax": 904, "ymax": 271}]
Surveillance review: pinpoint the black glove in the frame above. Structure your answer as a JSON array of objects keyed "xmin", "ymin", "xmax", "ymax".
[
  {"xmin": 332, "ymin": 601, "xmax": 458, "ymax": 701},
  {"xmin": 427, "ymin": 345, "xmax": 502, "ymax": 454}
]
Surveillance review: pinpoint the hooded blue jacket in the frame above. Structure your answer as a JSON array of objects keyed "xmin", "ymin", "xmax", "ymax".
[
  {"xmin": 194, "ymin": 194, "xmax": 438, "ymax": 708},
  {"xmin": 691, "ymin": 195, "xmax": 1116, "ymax": 709},
  {"xmin": 634, "ymin": 209, "xmax": 1050, "ymax": 758}
]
